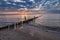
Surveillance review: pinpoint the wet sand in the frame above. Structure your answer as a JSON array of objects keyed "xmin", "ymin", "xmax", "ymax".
[
  {"xmin": 0, "ymin": 24, "xmax": 60, "ymax": 40},
  {"xmin": 0, "ymin": 29, "xmax": 34, "ymax": 40}
]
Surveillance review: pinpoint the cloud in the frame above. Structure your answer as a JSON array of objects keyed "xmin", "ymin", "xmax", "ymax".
[
  {"xmin": 14, "ymin": 0, "xmax": 21, "ymax": 2},
  {"xmin": 6, "ymin": 1, "xmax": 11, "ymax": 4},
  {"xmin": 0, "ymin": 0, "xmax": 60, "ymax": 11},
  {"xmin": 48, "ymin": 9, "xmax": 60, "ymax": 14}
]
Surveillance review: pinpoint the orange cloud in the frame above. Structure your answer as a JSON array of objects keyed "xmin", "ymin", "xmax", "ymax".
[{"xmin": 0, "ymin": 11, "xmax": 33, "ymax": 15}]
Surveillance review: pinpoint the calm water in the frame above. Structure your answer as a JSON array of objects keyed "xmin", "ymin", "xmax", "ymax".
[
  {"xmin": 35, "ymin": 14, "xmax": 60, "ymax": 27},
  {"xmin": 0, "ymin": 14, "xmax": 60, "ymax": 27},
  {"xmin": 0, "ymin": 14, "xmax": 37, "ymax": 27}
]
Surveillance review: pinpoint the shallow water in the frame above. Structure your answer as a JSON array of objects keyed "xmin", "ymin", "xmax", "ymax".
[
  {"xmin": 0, "ymin": 14, "xmax": 60, "ymax": 27},
  {"xmin": 0, "ymin": 14, "xmax": 37, "ymax": 26},
  {"xmin": 35, "ymin": 14, "xmax": 60, "ymax": 27}
]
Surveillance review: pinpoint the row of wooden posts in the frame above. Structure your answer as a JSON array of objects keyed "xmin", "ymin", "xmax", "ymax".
[
  {"xmin": 0, "ymin": 16, "xmax": 36, "ymax": 30},
  {"xmin": 13, "ymin": 16, "xmax": 36, "ymax": 30}
]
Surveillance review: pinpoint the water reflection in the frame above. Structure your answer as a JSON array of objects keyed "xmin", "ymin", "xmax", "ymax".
[
  {"xmin": 0, "ymin": 12, "xmax": 60, "ymax": 27},
  {"xmin": 0, "ymin": 14, "xmax": 39, "ymax": 26},
  {"xmin": 35, "ymin": 14, "xmax": 60, "ymax": 27}
]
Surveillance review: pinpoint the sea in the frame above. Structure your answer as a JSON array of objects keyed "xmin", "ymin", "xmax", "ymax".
[
  {"xmin": 0, "ymin": 14, "xmax": 60, "ymax": 27},
  {"xmin": 0, "ymin": 14, "xmax": 37, "ymax": 27}
]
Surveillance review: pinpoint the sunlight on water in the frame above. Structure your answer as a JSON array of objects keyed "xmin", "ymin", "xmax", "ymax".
[
  {"xmin": 0, "ymin": 14, "xmax": 39, "ymax": 26},
  {"xmin": 0, "ymin": 13, "xmax": 60, "ymax": 27},
  {"xmin": 35, "ymin": 14, "xmax": 60, "ymax": 27}
]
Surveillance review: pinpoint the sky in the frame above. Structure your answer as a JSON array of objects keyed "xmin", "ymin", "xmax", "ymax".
[{"xmin": 0, "ymin": 0, "xmax": 60, "ymax": 14}]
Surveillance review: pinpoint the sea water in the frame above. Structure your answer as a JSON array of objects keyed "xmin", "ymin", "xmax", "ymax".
[
  {"xmin": 0, "ymin": 14, "xmax": 60, "ymax": 27},
  {"xmin": 35, "ymin": 14, "xmax": 60, "ymax": 27},
  {"xmin": 0, "ymin": 14, "xmax": 37, "ymax": 27}
]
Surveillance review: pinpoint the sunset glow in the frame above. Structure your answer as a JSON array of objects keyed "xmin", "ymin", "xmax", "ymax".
[{"xmin": 0, "ymin": 11, "xmax": 33, "ymax": 15}]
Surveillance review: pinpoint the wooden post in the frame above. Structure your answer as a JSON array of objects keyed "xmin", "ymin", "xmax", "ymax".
[
  {"xmin": 8, "ymin": 26, "xmax": 9, "ymax": 30},
  {"xmin": 24, "ymin": 16, "xmax": 26, "ymax": 21},
  {"xmin": 33, "ymin": 16, "xmax": 35, "ymax": 24},
  {"xmin": 14, "ymin": 23, "xmax": 16, "ymax": 30}
]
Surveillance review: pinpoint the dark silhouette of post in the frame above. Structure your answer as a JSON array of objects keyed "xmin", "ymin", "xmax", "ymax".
[
  {"xmin": 24, "ymin": 16, "xmax": 26, "ymax": 21},
  {"xmin": 33, "ymin": 16, "xmax": 35, "ymax": 24}
]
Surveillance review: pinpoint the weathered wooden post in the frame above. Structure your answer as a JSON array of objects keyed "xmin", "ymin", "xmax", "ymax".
[
  {"xmin": 24, "ymin": 16, "xmax": 26, "ymax": 21},
  {"xmin": 33, "ymin": 16, "xmax": 35, "ymax": 24},
  {"xmin": 8, "ymin": 25, "xmax": 10, "ymax": 30},
  {"xmin": 14, "ymin": 23, "xmax": 16, "ymax": 30},
  {"xmin": 16, "ymin": 23, "xmax": 18, "ymax": 28}
]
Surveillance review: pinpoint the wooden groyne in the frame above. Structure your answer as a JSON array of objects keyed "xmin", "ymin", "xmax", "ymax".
[{"xmin": 0, "ymin": 16, "xmax": 39, "ymax": 30}]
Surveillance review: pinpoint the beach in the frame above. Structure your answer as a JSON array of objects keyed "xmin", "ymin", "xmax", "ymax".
[{"xmin": 0, "ymin": 24, "xmax": 60, "ymax": 40}]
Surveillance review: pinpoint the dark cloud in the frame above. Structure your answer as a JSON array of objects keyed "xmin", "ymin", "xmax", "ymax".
[
  {"xmin": 48, "ymin": 10, "xmax": 60, "ymax": 14},
  {"xmin": 0, "ymin": 0, "xmax": 60, "ymax": 11}
]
